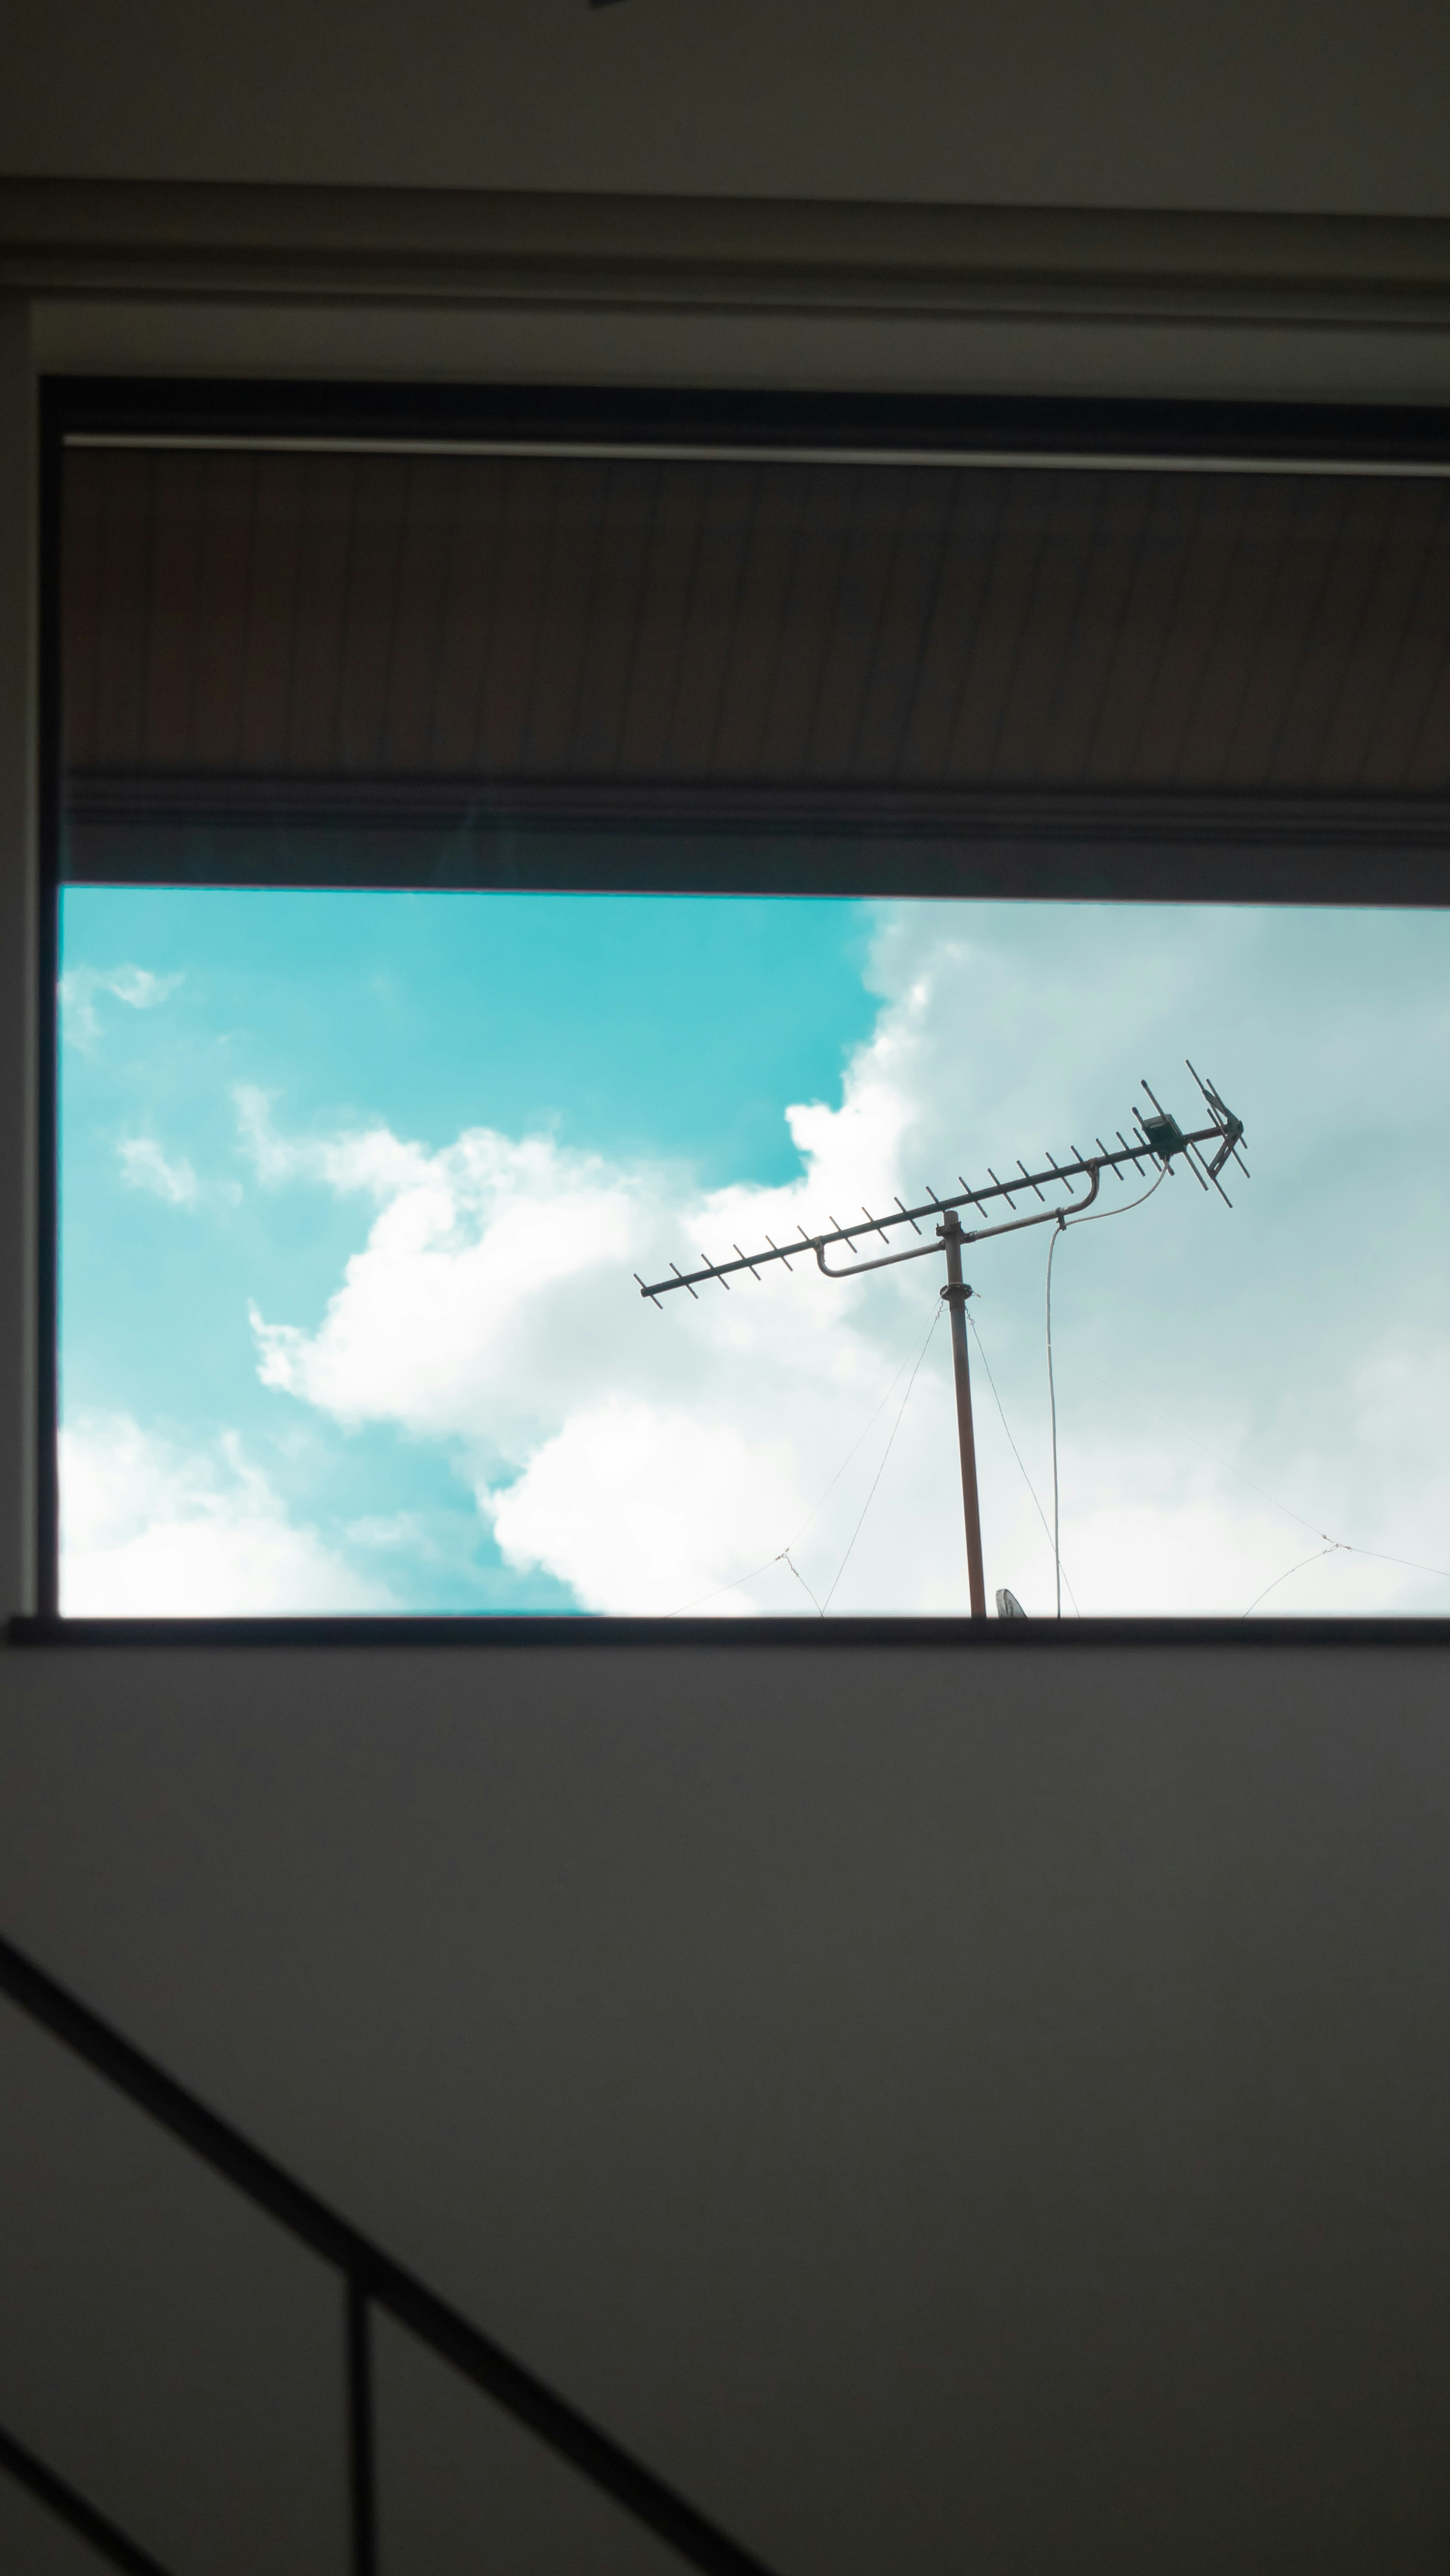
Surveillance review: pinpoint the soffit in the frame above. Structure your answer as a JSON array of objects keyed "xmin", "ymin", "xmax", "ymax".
[{"xmin": 63, "ymin": 442, "xmax": 1450, "ymax": 806}]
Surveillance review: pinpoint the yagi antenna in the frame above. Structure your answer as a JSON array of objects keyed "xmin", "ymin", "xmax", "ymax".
[{"xmin": 639, "ymin": 1073, "xmax": 1246, "ymax": 1618}]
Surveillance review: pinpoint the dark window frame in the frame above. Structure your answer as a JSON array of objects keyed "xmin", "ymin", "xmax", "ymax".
[{"xmin": 19, "ymin": 371, "xmax": 1450, "ymax": 1643}]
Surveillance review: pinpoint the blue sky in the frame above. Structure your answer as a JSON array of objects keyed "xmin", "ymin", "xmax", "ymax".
[
  {"xmin": 58, "ymin": 884, "xmax": 1450, "ymax": 1617},
  {"xmin": 59, "ymin": 889, "xmax": 878, "ymax": 1612}
]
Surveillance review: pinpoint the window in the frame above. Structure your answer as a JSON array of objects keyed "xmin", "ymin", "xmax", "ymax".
[{"xmin": 44, "ymin": 385, "xmax": 1450, "ymax": 1626}]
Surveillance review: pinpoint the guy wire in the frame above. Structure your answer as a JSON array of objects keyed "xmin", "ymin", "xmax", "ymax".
[
  {"xmin": 1046, "ymin": 1162, "xmax": 1169, "ymax": 1618},
  {"xmin": 1242, "ymin": 1543, "xmax": 1343, "ymax": 1618},
  {"xmin": 967, "ymin": 1305, "xmax": 1081, "ymax": 1617},
  {"xmin": 665, "ymin": 1292, "xmax": 944, "ymax": 1617},
  {"xmin": 822, "ymin": 1301, "xmax": 945, "ymax": 1612},
  {"xmin": 1077, "ymin": 1368, "xmax": 1450, "ymax": 1600}
]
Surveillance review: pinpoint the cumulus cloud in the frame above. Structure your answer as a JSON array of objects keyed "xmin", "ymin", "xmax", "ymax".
[
  {"xmin": 60, "ymin": 964, "xmax": 184, "ymax": 1048},
  {"xmin": 235, "ymin": 902, "xmax": 1450, "ymax": 1618},
  {"xmin": 60, "ymin": 1416, "xmax": 392, "ymax": 1616},
  {"xmin": 238, "ymin": 988, "xmax": 960, "ymax": 1611}
]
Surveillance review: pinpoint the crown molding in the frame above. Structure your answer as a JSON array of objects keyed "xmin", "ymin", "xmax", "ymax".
[{"xmin": 6, "ymin": 178, "xmax": 1450, "ymax": 329}]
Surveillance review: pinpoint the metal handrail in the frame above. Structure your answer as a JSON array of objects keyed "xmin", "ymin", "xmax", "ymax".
[
  {"xmin": 0, "ymin": 2419, "xmax": 171, "ymax": 2574},
  {"xmin": 0, "ymin": 1927, "xmax": 780, "ymax": 2576}
]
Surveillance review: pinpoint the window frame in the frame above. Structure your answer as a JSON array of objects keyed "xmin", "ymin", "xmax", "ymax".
[{"xmin": 22, "ymin": 370, "xmax": 1450, "ymax": 1643}]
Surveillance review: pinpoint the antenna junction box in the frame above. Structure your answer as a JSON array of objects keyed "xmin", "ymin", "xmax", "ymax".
[{"xmin": 1140, "ymin": 1111, "xmax": 1188, "ymax": 1161}]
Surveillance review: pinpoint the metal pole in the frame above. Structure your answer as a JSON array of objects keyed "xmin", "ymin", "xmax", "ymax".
[{"xmin": 938, "ymin": 1216, "xmax": 986, "ymax": 1618}]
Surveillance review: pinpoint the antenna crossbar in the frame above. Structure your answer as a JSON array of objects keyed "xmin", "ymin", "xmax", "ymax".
[{"xmin": 638, "ymin": 1107, "xmax": 1241, "ymax": 1300}]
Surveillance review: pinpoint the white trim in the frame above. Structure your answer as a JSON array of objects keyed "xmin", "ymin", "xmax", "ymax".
[{"xmin": 66, "ymin": 432, "xmax": 1450, "ymax": 477}]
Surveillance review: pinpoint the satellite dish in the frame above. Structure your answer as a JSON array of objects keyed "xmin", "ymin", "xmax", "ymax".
[{"xmin": 995, "ymin": 1588, "xmax": 1028, "ymax": 1618}]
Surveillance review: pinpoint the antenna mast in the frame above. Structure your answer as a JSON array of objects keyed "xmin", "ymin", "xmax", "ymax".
[
  {"xmin": 939, "ymin": 1209, "xmax": 987, "ymax": 1615},
  {"xmin": 638, "ymin": 1067, "xmax": 1246, "ymax": 1616}
]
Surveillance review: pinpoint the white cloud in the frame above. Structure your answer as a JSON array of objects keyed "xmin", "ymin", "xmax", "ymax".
[
  {"xmin": 344, "ymin": 1511, "xmax": 436, "ymax": 1553},
  {"xmin": 236, "ymin": 902, "xmax": 1450, "ymax": 1619},
  {"xmin": 118, "ymin": 1135, "xmax": 200, "ymax": 1208},
  {"xmin": 234, "ymin": 1084, "xmax": 426, "ymax": 1200},
  {"xmin": 117, "ymin": 1132, "xmax": 240, "ymax": 1211},
  {"xmin": 60, "ymin": 1416, "xmax": 392, "ymax": 1616},
  {"xmin": 238, "ymin": 1019, "xmax": 948, "ymax": 1610},
  {"xmin": 60, "ymin": 964, "xmax": 183, "ymax": 1047}
]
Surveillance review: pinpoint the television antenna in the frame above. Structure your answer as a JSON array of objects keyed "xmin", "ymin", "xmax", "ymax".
[{"xmin": 638, "ymin": 1066, "xmax": 1246, "ymax": 1616}]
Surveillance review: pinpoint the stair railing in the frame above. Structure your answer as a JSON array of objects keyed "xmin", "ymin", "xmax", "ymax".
[{"xmin": 0, "ymin": 1927, "xmax": 781, "ymax": 2576}]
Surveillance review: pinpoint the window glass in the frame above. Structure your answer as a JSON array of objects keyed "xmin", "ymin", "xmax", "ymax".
[{"xmin": 58, "ymin": 883, "xmax": 1450, "ymax": 1617}]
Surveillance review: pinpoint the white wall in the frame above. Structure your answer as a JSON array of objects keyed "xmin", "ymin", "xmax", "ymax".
[
  {"xmin": 3, "ymin": 1640, "xmax": 1450, "ymax": 2574},
  {"xmin": 4, "ymin": 0, "xmax": 1450, "ymax": 216}
]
